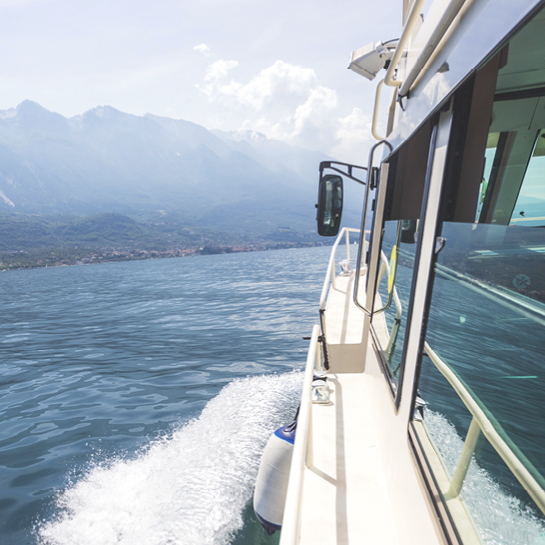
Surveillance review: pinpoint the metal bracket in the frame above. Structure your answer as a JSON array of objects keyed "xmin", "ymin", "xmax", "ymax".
[
  {"xmin": 435, "ymin": 237, "xmax": 446, "ymax": 254},
  {"xmin": 319, "ymin": 161, "xmax": 367, "ymax": 186}
]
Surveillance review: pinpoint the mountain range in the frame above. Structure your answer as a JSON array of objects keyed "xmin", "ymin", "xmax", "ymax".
[{"xmin": 0, "ymin": 101, "xmax": 337, "ymax": 236}]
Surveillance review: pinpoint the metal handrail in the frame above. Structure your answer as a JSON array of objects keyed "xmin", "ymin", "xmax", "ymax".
[
  {"xmin": 279, "ymin": 324, "xmax": 321, "ymax": 545},
  {"xmin": 318, "ymin": 228, "xmax": 403, "ymax": 353},
  {"xmin": 352, "ymin": 141, "xmax": 393, "ymax": 316},
  {"xmin": 384, "ymin": 0, "xmax": 427, "ymax": 88},
  {"xmin": 372, "ymin": 79, "xmax": 386, "ymax": 140},
  {"xmin": 398, "ymin": 0, "xmax": 469, "ymax": 97},
  {"xmin": 318, "ymin": 228, "xmax": 361, "ymax": 312},
  {"xmin": 318, "ymin": 228, "xmax": 368, "ymax": 343},
  {"xmin": 423, "ymin": 342, "xmax": 545, "ymax": 515},
  {"xmin": 385, "ymin": 0, "xmax": 469, "ymax": 94}
]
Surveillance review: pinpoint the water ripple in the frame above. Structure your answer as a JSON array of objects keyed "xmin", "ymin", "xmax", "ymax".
[{"xmin": 0, "ymin": 246, "xmax": 330, "ymax": 544}]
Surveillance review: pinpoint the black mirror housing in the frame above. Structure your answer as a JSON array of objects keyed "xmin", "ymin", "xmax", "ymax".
[
  {"xmin": 400, "ymin": 219, "xmax": 418, "ymax": 244},
  {"xmin": 316, "ymin": 174, "xmax": 343, "ymax": 237}
]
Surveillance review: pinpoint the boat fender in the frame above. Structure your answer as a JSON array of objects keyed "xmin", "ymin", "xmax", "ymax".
[{"xmin": 253, "ymin": 421, "xmax": 296, "ymax": 535}]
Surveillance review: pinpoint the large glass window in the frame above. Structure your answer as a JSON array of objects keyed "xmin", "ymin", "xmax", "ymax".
[
  {"xmin": 414, "ymin": 7, "xmax": 545, "ymax": 544},
  {"xmin": 369, "ymin": 120, "xmax": 433, "ymax": 391}
]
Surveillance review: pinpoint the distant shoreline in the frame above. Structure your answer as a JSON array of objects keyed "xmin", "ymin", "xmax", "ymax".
[{"xmin": 0, "ymin": 240, "xmax": 333, "ymax": 272}]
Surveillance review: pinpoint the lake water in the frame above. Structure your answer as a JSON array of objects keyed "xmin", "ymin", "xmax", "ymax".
[{"xmin": 0, "ymin": 246, "xmax": 332, "ymax": 545}]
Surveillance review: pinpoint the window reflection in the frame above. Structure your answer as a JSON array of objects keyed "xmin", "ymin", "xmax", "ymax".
[
  {"xmin": 416, "ymin": 8, "xmax": 545, "ymax": 540},
  {"xmin": 371, "ymin": 219, "xmax": 417, "ymax": 383},
  {"xmin": 419, "ymin": 221, "xmax": 545, "ymax": 538},
  {"xmin": 512, "ymin": 128, "xmax": 545, "ymax": 227}
]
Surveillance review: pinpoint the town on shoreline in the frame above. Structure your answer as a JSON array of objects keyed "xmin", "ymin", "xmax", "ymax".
[{"xmin": 0, "ymin": 240, "xmax": 332, "ymax": 272}]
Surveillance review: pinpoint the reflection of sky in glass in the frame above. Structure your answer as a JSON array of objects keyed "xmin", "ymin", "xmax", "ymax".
[
  {"xmin": 475, "ymin": 148, "xmax": 497, "ymax": 223},
  {"xmin": 485, "ymin": 135, "xmax": 545, "ymax": 225},
  {"xmin": 514, "ymin": 154, "xmax": 545, "ymax": 226},
  {"xmin": 483, "ymin": 147, "xmax": 495, "ymax": 185},
  {"xmin": 519, "ymin": 155, "xmax": 545, "ymax": 201}
]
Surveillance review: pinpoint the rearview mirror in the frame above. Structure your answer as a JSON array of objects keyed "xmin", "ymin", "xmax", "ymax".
[
  {"xmin": 400, "ymin": 219, "xmax": 417, "ymax": 244},
  {"xmin": 316, "ymin": 174, "xmax": 343, "ymax": 237}
]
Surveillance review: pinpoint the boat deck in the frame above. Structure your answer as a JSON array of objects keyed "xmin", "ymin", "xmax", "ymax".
[
  {"xmin": 298, "ymin": 371, "xmax": 398, "ymax": 544},
  {"xmin": 324, "ymin": 274, "xmax": 364, "ymax": 345}
]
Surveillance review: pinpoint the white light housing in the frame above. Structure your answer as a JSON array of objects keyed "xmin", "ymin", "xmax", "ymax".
[{"xmin": 348, "ymin": 42, "xmax": 395, "ymax": 80}]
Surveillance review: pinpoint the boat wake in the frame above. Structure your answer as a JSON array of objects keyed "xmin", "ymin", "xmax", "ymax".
[
  {"xmin": 37, "ymin": 372, "xmax": 302, "ymax": 545},
  {"xmin": 425, "ymin": 410, "xmax": 545, "ymax": 545}
]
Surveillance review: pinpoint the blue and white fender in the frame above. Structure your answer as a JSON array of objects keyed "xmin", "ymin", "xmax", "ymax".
[{"xmin": 253, "ymin": 421, "xmax": 296, "ymax": 535}]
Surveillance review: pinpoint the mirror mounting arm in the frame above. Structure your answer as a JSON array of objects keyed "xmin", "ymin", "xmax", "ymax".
[{"xmin": 319, "ymin": 161, "xmax": 367, "ymax": 186}]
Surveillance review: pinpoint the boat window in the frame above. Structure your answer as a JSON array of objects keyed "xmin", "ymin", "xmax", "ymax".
[
  {"xmin": 369, "ymin": 119, "xmax": 433, "ymax": 391},
  {"xmin": 371, "ymin": 219, "xmax": 418, "ymax": 387},
  {"xmin": 479, "ymin": 96, "xmax": 545, "ymax": 226},
  {"xmin": 413, "ymin": 6, "xmax": 545, "ymax": 543}
]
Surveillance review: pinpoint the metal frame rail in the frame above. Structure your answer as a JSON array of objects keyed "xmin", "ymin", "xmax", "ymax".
[{"xmin": 423, "ymin": 342, "xmax": 545, "ymax": 515}]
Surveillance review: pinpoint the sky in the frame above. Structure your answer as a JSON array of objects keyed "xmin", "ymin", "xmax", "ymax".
[{"xmin": 0, "ymin": 0, "xmax": 401, "ymax": 162}]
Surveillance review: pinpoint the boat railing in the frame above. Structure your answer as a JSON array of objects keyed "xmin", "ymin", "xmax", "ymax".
[
  {"xmin": 423, "ymin": 342, "xmax": 545, "ymax": 515},
  {"xmin": 318, "ymin": 227, "xmax": 363, "ymax": 308},
  {"xmin": 318, "ymin": 228, "xmax": 403, "ymax": 352},
  {"xmin": 280, "ymin": 324, "xmax": 322, "ymax": 545},
  {"xmin": 318, "ymin": 227, "xmax": 369, "ymax": 340}
]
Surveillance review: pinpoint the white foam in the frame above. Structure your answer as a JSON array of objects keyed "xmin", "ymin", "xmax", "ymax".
[
  {"xmin": 38, "ymin": 372, "xmax": 302, "ymax": 545},
  {"xmin": 425, "ymin": 410, "xmax": 545, "ymax": 545}
]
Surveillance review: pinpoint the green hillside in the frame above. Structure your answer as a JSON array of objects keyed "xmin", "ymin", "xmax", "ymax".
[{"xmin": 0, "ymin": 211, "xmax": 324, "ymax": 270}]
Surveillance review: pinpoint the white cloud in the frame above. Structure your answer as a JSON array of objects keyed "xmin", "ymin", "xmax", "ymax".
[
  {"xmin": 331, "ymin": 107, "xmax": 375, "ymax": 163},
  {"xmin": 193, "ymin": 43, "xmax": 211, "ymax": 57},
  {"xmin": 289, "ymin": 86, "xmax": 338, "ymax": 147},
  {"xmin": 199, "ymin": 59, "xmax": 344, "ymax": 151},
  {"xmin": 199, "ymin": 59, "xmax": 239, "ymax": 97},
  {"xmin": 196, "ymin": 59, "xmax": 383, "ymax": 162},
  {"xmin": 214, "ymin": 61, "xmax": 321, "ymax": 112}
]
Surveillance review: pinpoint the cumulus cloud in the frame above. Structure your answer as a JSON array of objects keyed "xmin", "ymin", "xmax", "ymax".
[
  {"xmin": 197, "ymin": 58, "xmax": 377, "ymax": 161},
  {"xmin": 199, "ymin": 59, "xmax": 239, "ymax": 96},
  {"xmin": 214, "ymin": 61, "xmax": 322, "ymax": 112},
  {"xmin": 331, "ymin": 107, "xmax": 375, "ymax": 163},
  {"xmin": 199, "ymin": 60, "xmax": 340, "ymax": 149},
  {"xmin": 204, "ymin": 59, "xmax": 238, "ymax": 82},
  {"xmin": 193, "ymin": 43, "xmax": 211, "ymax": 57}
]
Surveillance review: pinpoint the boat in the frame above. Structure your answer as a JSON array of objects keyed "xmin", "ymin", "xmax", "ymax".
[{"xmin": 254, "ymin": 1, "xmax": 545, "ymax": 543}]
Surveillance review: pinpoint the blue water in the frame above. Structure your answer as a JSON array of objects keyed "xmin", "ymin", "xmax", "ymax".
[{"xmin": 0, "ymin": 246, "xmax": 332, "ymax": 545}]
